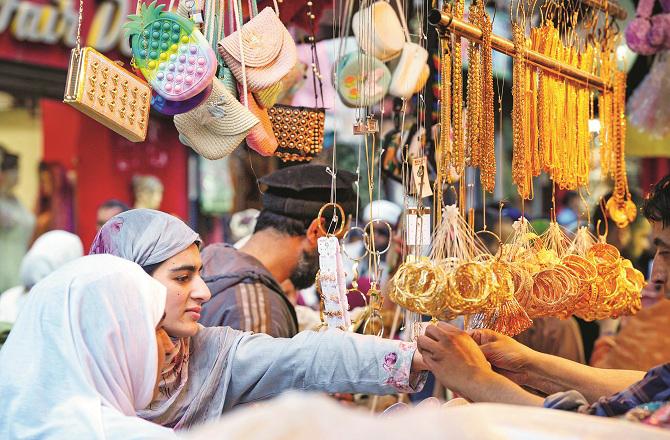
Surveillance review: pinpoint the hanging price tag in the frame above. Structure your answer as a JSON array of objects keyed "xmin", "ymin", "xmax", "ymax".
[
  {"xmin": 406, "ymin": 207, "xmax": 431, "ymax": 246},
  {"xmin": 411, "ymin": 156, "xmax": 433, "ymax": 198}
]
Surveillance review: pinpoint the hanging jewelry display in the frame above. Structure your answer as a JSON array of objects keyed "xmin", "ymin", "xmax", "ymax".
[
  {"xmin": 450, "ymin": 0, "xmax": 466, "ymax": 178},
  {"xmin": 316, "ymin": 203, "xmax": 351, "ymax": 330}
]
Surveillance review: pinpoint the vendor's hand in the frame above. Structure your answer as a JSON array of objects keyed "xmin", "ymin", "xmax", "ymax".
[
  {"xmin": 417, "ymin": 322, "xmax": 496, "ymax": 397},
  {"xmin": 469, "ymin": 328, "xmax": 537, "ymax": 386}
]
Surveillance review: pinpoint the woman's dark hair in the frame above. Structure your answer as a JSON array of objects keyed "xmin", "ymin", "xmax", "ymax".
[
  {"xmin": 254, "ymin": 210, "xmax": 311, "ymax": 237},
  {"xmin": 643, "ymin": 174, "xmax": 670, "ymax": 227},
  {"xmin": 141, "ymin": 262, "xmax": 163, "ymax": 276}
]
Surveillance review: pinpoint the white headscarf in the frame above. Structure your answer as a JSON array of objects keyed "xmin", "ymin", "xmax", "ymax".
[
  {"xmin": 20, "ymin": 230, "xmax": 84, "ymax": 289},
  {"xmin": 0, "ymin": 230, "xmax": 84, "ymax": 324},
  {"xmin": 361, "ymin": 200, "xmax": 403, "ymax": 226},
  {"xmin": 0, "ymin": 254, "xmax": 176, "ymax": 439}
]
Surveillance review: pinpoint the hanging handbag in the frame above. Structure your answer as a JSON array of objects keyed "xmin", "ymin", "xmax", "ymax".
[
  {"xmin": 241, "ymin": 85, "xmax": 279, "ymax": 156},
  {"xmin": 175, "ymin": 77, "xmax": 259, "ymax": 159},
  {"xmin": 175, "ymin": 0, "xmax": 259, "ymax": 160},
  {"xmin": 219, "ymin": 0, "xmax": 296, "ymax": 92},
  {"xmin": 388, "ymin": 0, "xmax": 429, "ymax": 99},
  {"xmin": 254, "ymin": 80, "xmax": 284, "ymax": 109},
  {"xmin": 225, "ymin": 0, "xmax": 278, "ymax": 156},
  {"xmin": 125, "ymin": 1, "xmax": 217, "ymax": 101},
  {"xmin": 198, "ymin": 0, "xmax": 238, "ymax": 97},
  {"xmin": 269, "ymin": 2, "xmax": 326, "ymax": 163},
  {"xmin": 335, "ymin": 52, "xmax": 391, "ymax": 108},
  {"xmin": 64, "ymin": 0, "xmax": 150, "ymax": 142},
  {"xmin": 352, "ymin": 1, "xmax": 405, "ymax": 62}
]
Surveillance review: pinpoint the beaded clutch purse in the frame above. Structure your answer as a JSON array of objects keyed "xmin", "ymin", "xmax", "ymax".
[
  {"xmin": 268, "ymin": 105, "xmax": 325, "ymax": 162},
  {"xmin": 64, "ymin": 47, "xmax": 151, "ymax": 143},
  {"xmin": 268, "ymin": 1, "xmax": 325, "ymax": 163}
]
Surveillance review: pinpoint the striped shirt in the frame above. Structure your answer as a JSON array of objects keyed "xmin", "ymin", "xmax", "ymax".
[{"xmin": 199, "ymin": 244, "xmax": 299, "ymax": 338}]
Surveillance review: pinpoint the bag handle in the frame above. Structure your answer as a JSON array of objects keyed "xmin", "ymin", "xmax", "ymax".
[
  {"xmin": 232, "ymin": 0, "xmax": 249, "ymax": 107},
  {"xmin": 74, "ymin": 0, "xmax": 84, "ymax": 53},
  {"xmin": 204, "ymin": 0, "xmax": 228, "ymax": 76},
  {"xmin": 335, "ymin": 0, "xmax": 354, "ymax": 62},
  {"xmin": 245, "ymin": 0, "xmax": 280, "ymax": 19},
  {"xmin": 393, "ymin": 0, "xmax": 411, "ymax": 43},
  {"xmin": 307, "ymin": 1, "xmax": 324, "ymax": 108}
]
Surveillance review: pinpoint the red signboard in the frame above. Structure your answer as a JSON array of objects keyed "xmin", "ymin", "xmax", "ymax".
[{"xmin": 0, "ymin": 0, "xmax": 159, "ymax": 69}]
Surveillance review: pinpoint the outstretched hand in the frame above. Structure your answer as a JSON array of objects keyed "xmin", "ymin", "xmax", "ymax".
[{"xmin": 417, "ymin": 322, "xmax": 495, "ymax": 397}]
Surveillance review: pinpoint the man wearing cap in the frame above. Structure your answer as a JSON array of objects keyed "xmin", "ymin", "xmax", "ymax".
[{"xmin": 199, "ymin": 164, "xmax": 356, "ymax": 337}]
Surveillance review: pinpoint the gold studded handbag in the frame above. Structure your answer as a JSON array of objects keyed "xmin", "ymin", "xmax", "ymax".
[
  {"xmin": 268, "ymin": 105, "xmax": 325, "ymax": 162},
  {"xmin": 63, "ymin": 0, "xmax": 150, "ymax": 142},
  {"xmin": 268, "ymin": 2, "xmax": 325, "ymax": 163}
]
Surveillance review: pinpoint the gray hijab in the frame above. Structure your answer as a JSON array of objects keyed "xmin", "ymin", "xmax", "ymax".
[
  {"xmin": 91, "ymin": 208, "xmax": 243, "ymax": 429},
  {"xmin": 90, "ymin": 209, "xmax": 200, "ymax": 266}
]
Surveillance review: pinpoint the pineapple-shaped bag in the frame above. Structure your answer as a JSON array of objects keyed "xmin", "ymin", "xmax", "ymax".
[{"xmin": 125, "ymin": 1, "xmax": 216, "ymax": 101}]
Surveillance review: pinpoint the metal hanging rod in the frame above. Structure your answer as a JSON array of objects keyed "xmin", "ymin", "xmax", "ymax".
[
  {"xmin": 577, "ymin": 0, "xmax": 627, "ymax": 21},
  {"xmin": 428, "ymin": 9, "xmax": 610, "ymax": 92}
]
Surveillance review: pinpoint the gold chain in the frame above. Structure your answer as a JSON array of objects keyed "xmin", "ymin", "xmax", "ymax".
[{"xmin": 75, "ymin": 0, "xmax": 84, "ymax": 52}]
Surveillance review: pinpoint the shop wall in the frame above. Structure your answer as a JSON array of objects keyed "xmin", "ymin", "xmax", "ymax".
[
  {"xmin": 41, "ymin": 99, "xmax": 188, "ymax": 248},
  {"xmin": 0, "ymin": 107, "xmax": 42, "ymax": 211}
]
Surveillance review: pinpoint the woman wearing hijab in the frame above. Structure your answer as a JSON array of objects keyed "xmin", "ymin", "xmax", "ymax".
[
  {"xmin": 0, "ymin": 254, "xmax": 176, "ymax": 439},
  {"xmin": 0, "ymin": 230, "xmax": 84, "ymax": 324},
  {"xmin": 91, "ymin": 209, "xmax": 427, "ymax": 429}
]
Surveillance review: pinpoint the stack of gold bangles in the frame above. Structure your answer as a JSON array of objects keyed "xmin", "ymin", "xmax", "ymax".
[{"xmin": 390, "ymin": 220, "xmax": 643, "ymax": 336}]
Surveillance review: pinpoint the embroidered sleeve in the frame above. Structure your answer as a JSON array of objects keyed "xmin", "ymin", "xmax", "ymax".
[{"xmin": 381, "ymin": 341, "xmax": 428, "ymax": 393}]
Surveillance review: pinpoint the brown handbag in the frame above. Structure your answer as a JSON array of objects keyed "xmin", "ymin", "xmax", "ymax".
[
  {"xmin": 269, "ymin": 5, "xmax": 325, "ymax": 163},
  {"xmin": 63, "ymin": 0, "xmax": 150, "ymax": 142},
  {"xmin": 269, "ymin": 105, "xmax": 325, "ymax": 162}
]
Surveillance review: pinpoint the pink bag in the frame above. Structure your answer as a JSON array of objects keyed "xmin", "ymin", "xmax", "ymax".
[{"xmin": 219, "ymin": 2, "xmax": 296, "ymax": 92}]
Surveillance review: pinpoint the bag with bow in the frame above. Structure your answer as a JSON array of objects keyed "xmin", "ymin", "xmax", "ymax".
[
  {"xmin": 218, "ymin": 0, "xmax": 296, "ymax": 92},
  {"xmin": 222, "ymin": 0, "xmax": 282, "ymax": 156}
]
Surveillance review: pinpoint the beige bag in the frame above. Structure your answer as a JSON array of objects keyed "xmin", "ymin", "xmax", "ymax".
[
  {"xmin": 219, "ymin": 2, "xmax": 296, "ymax": 92},
  {"xmin": 388, "ymin": 0, "xmax": 428, "ymax": 98},
  {"xmin": 175, "ymin": 78, "xmax": 259, "ymax": 159},
  {"xmin": 352, "ymin": 1, "xmax": 404, "ymax": 62}
]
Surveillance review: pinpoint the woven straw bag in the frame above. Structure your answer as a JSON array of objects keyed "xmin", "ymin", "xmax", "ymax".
[
  {"xmin": 219, "ymin": 5, "xmax": 296, "ymax": 92},
  {"xmin": 175, "ymin": 78, "xmax": 259, "ymax": 159}
]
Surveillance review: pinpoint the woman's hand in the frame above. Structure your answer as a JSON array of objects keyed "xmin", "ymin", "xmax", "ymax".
[{"xmin": 411, "ymin": 347, "xmax": 429, "ymax": 371}]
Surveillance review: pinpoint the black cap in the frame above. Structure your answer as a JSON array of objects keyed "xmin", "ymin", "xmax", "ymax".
[{"xmin": 259, "ymin": 164, "xmax": 357, "ymax": 221}]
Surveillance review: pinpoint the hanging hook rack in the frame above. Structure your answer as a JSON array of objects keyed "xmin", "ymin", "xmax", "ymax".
[{"xmin": 428, "ymin": 9, "xmax": 612, "ymax": 92}]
